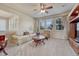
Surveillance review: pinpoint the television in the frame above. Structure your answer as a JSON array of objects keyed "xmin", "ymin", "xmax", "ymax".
[{"xmin": 76, "ymin": 22, "xmax": 79, "ymax": 43}]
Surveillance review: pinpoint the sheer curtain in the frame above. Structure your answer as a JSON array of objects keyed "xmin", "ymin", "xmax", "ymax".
[
  {"xmin": 0, "ymin": 19, "xmax": 6, "ymax": 31},
  {"xmin": 9, "ymin": 15, "xmax": 19, "ymax": 32}
]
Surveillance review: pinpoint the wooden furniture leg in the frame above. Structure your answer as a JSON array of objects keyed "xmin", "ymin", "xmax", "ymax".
[{"xmin": 3, "ymin": 49, "xmax": 8, "ymax": 55}]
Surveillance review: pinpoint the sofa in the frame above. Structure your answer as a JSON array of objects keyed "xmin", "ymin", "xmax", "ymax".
[{"xmin": 13, "ymin": 33, "xmax": 36, "ymax": 45}]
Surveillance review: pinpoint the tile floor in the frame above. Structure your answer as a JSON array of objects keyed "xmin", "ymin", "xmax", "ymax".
[{"xmin": 0, "ymin": 38, "xmax": 77, "ymax": 56}]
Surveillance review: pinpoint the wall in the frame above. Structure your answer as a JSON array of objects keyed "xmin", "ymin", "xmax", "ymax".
[
  {"xmin": 0, "ymin": 5, "xmax": 35, "ymax": 35},
  {"xmin": 35, "ymin": 12, "xmax": 69, "ymax": 39},
  {"xmin": 18, "ymin": 14, "xmax": 34, "ymax": 35},
  {"xmin": 52, "ymin": 16, "xmax": 68, "ymax": 39}
]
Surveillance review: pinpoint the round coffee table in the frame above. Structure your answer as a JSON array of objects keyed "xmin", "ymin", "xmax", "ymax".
[{"xmin": 32, "ymin": 35, "xmax": 45, "ymax": 46}]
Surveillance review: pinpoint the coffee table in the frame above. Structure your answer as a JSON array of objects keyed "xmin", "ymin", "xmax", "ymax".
[{"xmin": 32, "ymin": 35, "xmax": 45, "ymax": 46}]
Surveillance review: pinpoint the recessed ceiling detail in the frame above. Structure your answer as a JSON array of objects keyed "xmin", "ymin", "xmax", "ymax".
[
  {"xmin": 0, "ymin": 9, "xmax": 14, "ymax": 18},
  {"xmin": 0, "ymin": 3, "xmax": 76, "ymax": 18}
]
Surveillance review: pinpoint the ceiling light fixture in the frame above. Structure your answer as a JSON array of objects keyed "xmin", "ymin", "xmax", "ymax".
[
  {"xmin": 40, "ymin": 3, "xmax": 46, "ymax": 13},
  {"xmin": 41, "ymin": 9, "xmax": 45, "ymax": 13},
  {"xmin": 40, "ymin": 3, "xmax": 50, "ymax": 13}
]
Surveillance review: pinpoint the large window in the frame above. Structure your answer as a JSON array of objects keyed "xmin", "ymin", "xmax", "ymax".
[
  {"xmin": 56, "ymin": 18, "xmax": 64, "ymax": 30},
  {"xmin": 40, "ymin": 19, "xmax": 53, "ymax": 30},
  {"xmin": 0, "ymin": 19, "xmax": 6, "ymax": 31}
]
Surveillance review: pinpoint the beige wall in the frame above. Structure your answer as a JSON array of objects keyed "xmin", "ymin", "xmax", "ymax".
[
  {"xmin": 51, "ymin": 16, "xmax": 68, "ymax": 39},
  {"xmin": 18, "ymin": 14, "xmax": 34, "ymax": 35}
]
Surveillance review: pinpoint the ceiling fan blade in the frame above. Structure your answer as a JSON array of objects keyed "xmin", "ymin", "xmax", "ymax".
[
  {"xmin": 40, "ymin": 3, "xmax": 45, "ymax": 10},
  {"xmin": 40, "ymin": 3, "xmax": 53, "ymax": 9},
  {"xmin": 45, "ymin": 6, "xmax": 53, "ymax": 9}
]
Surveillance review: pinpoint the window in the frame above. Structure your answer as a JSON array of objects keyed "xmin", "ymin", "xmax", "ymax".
[
  {"xmin": 40, "ymin": 20, "xmax": 45, "ymax": 29},
  {"xmin": 46, "ymin": 20, "xmax": 53, "ymax": 29},
  {"xmin": 40, "ymin": 19, "xmax": 53, "ymax": 30},
  {"xmin": 56, "ymin": 18, "xmax": 64, "ymax": 30},
  {"xmin": 0, "ymin": 19, "xmax": 6, "ymax": 31},
  {"xmin": 9, "ymin": 16, "xmax": 19, "ymax": 31}
]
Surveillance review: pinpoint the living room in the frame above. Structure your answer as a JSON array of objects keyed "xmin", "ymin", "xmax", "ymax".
[{"xmin": 0, "ymin": 3, "xmax": 78, "ymax": 56}]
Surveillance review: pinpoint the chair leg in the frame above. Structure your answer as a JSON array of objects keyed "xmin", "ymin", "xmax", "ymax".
[
  {"xmin": 41, "ymin": 40, "xmax": 45, "ymax": 44},
  {"xmin": 3, "ymin": 49, "xmax": 8, "ymax": 55},
  {"xmin": 44, "ymin": 37, "xmax": 48, "ymax": 40}
]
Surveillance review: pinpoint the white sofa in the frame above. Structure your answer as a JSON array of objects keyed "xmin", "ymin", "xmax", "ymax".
[{"xmin": 13, "ymin": 33, "xmax": 36, "ymax": 45}]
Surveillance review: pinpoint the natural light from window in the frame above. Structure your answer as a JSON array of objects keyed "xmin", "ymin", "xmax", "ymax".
[
  {"xmin": 0, "ymin": 19, "xmax": 6, "ymax": 31},
  {"xmin": 40, "ymin": 19, "xmax": 53, "ymax": 29}
]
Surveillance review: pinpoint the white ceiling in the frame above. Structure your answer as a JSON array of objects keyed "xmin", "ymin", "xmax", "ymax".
[
  {"xmin": 0, "ymin": 9, "xmax": 14, "ymax": 18},
  {"xmin": 32, "ymin": 3, "xmax": 76, "ymax": 17},
  {"xmin": 0, "ymin": 3, "xmax": 76, "ymax": 18}
]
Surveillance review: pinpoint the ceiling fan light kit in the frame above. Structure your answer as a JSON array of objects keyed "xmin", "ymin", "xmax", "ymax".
[
  {"xmin": 40, "ymin": 3, "xmax": 52, "ymax": 13},
  {"xmin": 41, "ymin": 9, "xmax": 45, "ymax": 13}
]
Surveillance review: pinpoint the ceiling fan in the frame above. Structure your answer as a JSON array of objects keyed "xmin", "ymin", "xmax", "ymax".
[
  {"xmin": 40, "ymin": 3, "xmax": 53, "ymax": 13},
  {"xmin": 33, "ymin": 3, "xmax": 53, "ymax": 13}
]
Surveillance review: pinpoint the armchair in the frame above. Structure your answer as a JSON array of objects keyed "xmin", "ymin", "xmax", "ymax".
[{"xmin": 0, "ymin": 35, "xmax": 8, "ymax": 55}]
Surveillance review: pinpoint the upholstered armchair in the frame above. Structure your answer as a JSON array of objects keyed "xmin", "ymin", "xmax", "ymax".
[
  {"xmin": 0, "ymin": 35, "xmax": 8, "ymax": 55},
  {"xmin": 7, "ymin": 32, "xmax": 18, "ymax": 46}
]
